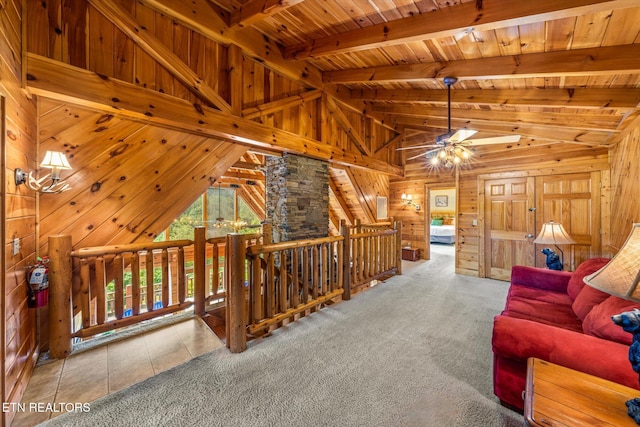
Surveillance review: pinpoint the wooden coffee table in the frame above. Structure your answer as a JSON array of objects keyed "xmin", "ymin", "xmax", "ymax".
[{"xmin": 525, "ymin": 358, "xmax": 638, "ymax": 426}]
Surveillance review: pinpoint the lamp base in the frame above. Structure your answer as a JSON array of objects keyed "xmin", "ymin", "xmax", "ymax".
[{"xmin": 627, "ymin": 398, "xmax": 640, "ymax": 424}]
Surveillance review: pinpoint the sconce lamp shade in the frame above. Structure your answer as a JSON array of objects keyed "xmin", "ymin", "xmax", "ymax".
[
  {"xmin": 40, "ymin": 151, "xmax": 71, "ymax": 180},
  {"xmin": 533, "ymin": 221, "xmax": 576, "ymax": 245},
  {"xmin": 583, "ymin": 223, "xmax": 640, "ymax": 302}
]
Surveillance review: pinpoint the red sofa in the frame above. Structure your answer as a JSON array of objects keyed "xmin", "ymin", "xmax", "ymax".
[{"xmin": 492, "ymin": 258, "xmax": 640, "ymax": 411}]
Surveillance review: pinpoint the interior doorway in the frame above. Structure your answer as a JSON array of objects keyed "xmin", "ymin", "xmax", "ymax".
[{"xmin": 424, "ymin": 184, "xmax": 457, "ymax": 263}]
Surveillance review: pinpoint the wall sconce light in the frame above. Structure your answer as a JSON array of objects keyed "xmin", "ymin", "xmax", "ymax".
[
  {"xmin": 15, "ymin": 151, "xmax": 72, "ymax": 194},
  {"xmin": 401, "ymin": 194, "xmax": 420, "ymax": 211}
]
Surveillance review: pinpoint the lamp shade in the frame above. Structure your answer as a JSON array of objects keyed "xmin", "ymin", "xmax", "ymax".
[
  {"xmin": 583, "ymin": 223, "xmax": 640, "ymax": 302},
  {"xmin": 40, "ymin": 151, "xmax": 72, "ymax": 170},
  {"xmin": 533, "ymin": 221, "xmax": 576, "ymax": 245}
]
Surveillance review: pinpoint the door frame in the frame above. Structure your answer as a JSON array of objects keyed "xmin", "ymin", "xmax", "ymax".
[{"xmin": 423, "ymin": 182, "xmax": 457, "ymax": 262}]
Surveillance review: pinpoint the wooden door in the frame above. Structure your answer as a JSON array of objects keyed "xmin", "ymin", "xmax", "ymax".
[
  {"xmin": 535, "ymin": 172, "xmax": 602, "ymax": 271},
  {"xmin": 484, "ymin": 177, "xmax": 536, "ymax": 281}
]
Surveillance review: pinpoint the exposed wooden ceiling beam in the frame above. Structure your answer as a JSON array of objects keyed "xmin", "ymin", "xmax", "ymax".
[
  {"xmin": 231, "ymin": 161, "xmax": 263, "ymax": 170},
  {"xmin": 324, "ymin": 45, "xmax": 640, "ymax": 83},
  {"xmin": 242, "ymin": 89, "xmax": 322, "ymax": 119},
  {"xmin": 27, "ymin": 54, "xmax": 403, "ymax": 176},
  {"xmin": 284, "ymin": 0, "xmax": 639, "ymax": 59},
  {"xmin": 88, "ymin": 0, "xmax": 232, "ymax": 114},
  {"xmin": 230, "ymin": 0, "xmax": 306, "ymax": 28},
  {"xmin": 137, "ymin": 0, "xmax": 394, "ymax": 131},
  {"xmin": 372, "ymin": 104, "xmax": 623, "ymax": 133},
  {"xmin": 393, "ymin": 116, "xmax": 613, "ymax": 145},
  {"xmin": 353, "ymin": 88, "xmax": 640, "ymax": 109},
  {"xmin": 374, "ymin": 132, "xmax": 404, "ymax": 154},
  {"xmin": 221, "ymin": 171, "xmax": 265, "ymax": 180}
]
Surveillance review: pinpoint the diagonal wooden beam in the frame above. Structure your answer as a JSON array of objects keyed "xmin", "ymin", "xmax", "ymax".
[
  {"xmin": 327, "ymin": 96, "xmax": 371, "ymax": 156},
  {"xmin": 345, "ymin": 167, "xmax": 376, "ymax": 224},
  {"xmin": 352, "ymin": 88, "xmax": 640, "ymax": 109},
  {"xmin": 374, "ymin": 132, "xmax": 404, "ymax": 154},
  {"xmin": 27, "ymin": 54, "xmax": 403, "ymax": 176},
  {"xmin": 230, "ymin": 0, "xmax": 306, "ymax": 28},
  {"xmin": 88, "ymin": 0, "xmax": 232, "ymax": 114},
  {"xmin": 284, "ymin": 0, "xmax": 640, "ymax": 59},
  {"xmin": 137, "ymin": 0, "xmax": 394, "ymax": 131},
  {"xmin": 323, "ymin": 45, "xmax": 640, "ymax": 83},
  {"xmin": 329, "ymin": 177, "xmax": 355, "ymax": 225},
  {"xmin": 242, "ymin": 89, "xmax": 322, "ymax": 119}
]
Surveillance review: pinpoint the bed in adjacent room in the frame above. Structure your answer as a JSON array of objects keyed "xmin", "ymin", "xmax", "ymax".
[{"xmin": 430, "ymin": 213, "xmax": 456, "ymax": 244}]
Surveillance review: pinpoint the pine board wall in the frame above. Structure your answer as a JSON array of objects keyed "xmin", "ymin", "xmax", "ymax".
[{"xmin": 2, "ymin": 0, "xmax": 39, "ymax": 425}]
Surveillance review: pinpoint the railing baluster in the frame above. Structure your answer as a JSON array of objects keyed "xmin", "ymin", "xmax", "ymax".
[
  {"xmin": 279, "ymin": 250, "xmax": 288, "ymax": 312},
  {"xmin": 161, "ymin": 248, "xmax": 169, "ymax": 308},
  {"xmin": 212, "ymin": 242, "xmax": 219, "ymax": 297},
  {"xmin": 95, "ymin": 256, "xmax": 106, "ymax": 324},
  {"xmin": 132, "ymin": 253, "xmax": 141, "ymax": 315},
  {"xmin": 312, "ymin": 245, "xmax": 319, "ymax": 301},
  {"xmin": 292, "ymin": 248, "xmax": 300, "ymax": 307},
  {"xmin": 250, "ymin": 255, "xmax": 262, "ymax": 322},
  {"xmin": 177, "ymin": 247, "xmax": 186, "ymax": 304},
  {"xmin": 302, "ymin": 247, "xmax": 309, "ymax": 306},
  {"xmin": 145, "ymin": 251, "xmax": 154, "ymax": 311},
  {"xmin": 266, "ymin": 252, "xmax": 275, "ymax": 318},
  {"xmin": 79, "ymin": 258, "xmax": 91, "ymax": 329},
  {"xmin": 114, "ymin": 254, "xmax": 124, "ymax": 319}
]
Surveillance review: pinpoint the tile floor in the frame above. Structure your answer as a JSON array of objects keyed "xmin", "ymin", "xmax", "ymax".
[{"xmin": 12, "ymin": 317, "xmax": 224, "ymax": 426}]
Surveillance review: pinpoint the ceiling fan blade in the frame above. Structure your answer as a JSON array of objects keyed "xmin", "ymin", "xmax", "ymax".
[
  {"xmin": 447, "ymin": 129, "xmax": 477, "ymax": 143},
  {"xmin": 396, "ymin": 144, "xmax": 440, "ymax": 151},
  {"xmin": 462, "ymin": 135, "xmax": 521, "ymax": 146},
  {"xmin": 406, "ymin": 148, "xmax": 441, "ymax": 161}
]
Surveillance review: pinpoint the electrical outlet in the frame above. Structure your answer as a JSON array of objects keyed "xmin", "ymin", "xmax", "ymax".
[
  {"xmin": 12, "ymin": 238, "xmax": 20, "ymax": 256},
  {"xmin": 472, "ymin": 219, "xmax": 478, "ymax": 226}
]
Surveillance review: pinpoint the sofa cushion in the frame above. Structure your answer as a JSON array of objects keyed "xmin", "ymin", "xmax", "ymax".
[
  {"xmin": 566, "ymin": 258, "xmax": 611, "ymax": 300},
  {"xmin": 503, "ymin": 296, "xmax": 583, "ymax": 332},
  {"xmin": 583, "ymin": 296, "xmax": 640, "ymax": 345},
  {"xmin": 572, "ymin": 285, "xmax": 611, "ymax": 320},
  {"xmin": 507, "ymin": 284, "xmax": 573, "ymax": 306}
]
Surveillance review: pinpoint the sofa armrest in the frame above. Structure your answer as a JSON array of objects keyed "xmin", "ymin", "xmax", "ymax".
[
  {"xmin": 492, "ymin": 315, "xmax": 638, "ymax": 389},
  {"xmin": 510, "ymin": 265, "xmax": 572, "ymax": 293}
]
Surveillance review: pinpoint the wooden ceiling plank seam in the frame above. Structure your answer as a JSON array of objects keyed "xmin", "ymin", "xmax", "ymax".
[
  {"xmin": 26, "ymin": 53, "xmax": 403, "ymax": 176},
  {"xmin": 87, "ymin": 0, "xmax": 233, "ymax": 114},
  {"xmin": 283, "ymin": 0, "xmax": 640, "ymax": 59},
  {"xmin": 323, "ymin": 44, "xmax": 640, "ymax": 83},
  {"xmin": 326, "ymin": 95, "xmax": 372, "ymax": 156}
]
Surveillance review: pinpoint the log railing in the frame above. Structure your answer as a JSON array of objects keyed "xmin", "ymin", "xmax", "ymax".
[{"xmin": 47, "ymin": 220, "xmax": 401, "ymax": 357}]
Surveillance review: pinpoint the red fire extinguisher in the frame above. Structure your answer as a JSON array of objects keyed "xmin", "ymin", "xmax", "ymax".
[{"xmin": 27, "ymin": 257, "xmax": 49, "ymax": 308}]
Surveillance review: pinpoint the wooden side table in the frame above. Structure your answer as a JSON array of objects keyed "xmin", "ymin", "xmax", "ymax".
[
  {"xmin": 402, "ymin": 247, "xmax": 420, "ymax": 261},
  {"xmin": 525, "ymin": 358, "xmax": 638, "ymax": 426}
]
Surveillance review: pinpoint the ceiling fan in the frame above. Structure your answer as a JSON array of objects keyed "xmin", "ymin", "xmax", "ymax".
[{"xmin": 397, "ymin": 76, "xmax": 521, "ymax": 167}]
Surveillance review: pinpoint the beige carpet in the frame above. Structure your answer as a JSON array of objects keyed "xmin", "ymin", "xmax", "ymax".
[{"xmin": 42, "ymin": 248, "xmax": 523, "ymax": 427}]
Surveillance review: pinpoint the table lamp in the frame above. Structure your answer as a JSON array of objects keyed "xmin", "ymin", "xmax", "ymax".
[
  {"xmin": 583, "ymin": 223, "xmax": 640, "ymax": 424},
  {"xmin": 533, "ymin": 221, "xmax": 576, "ymax": 270}
]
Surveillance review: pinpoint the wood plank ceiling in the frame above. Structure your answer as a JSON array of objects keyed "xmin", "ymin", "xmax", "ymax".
[{"xmin": 26, "ymin": 0, "xmax": 640, "ymax": 246}]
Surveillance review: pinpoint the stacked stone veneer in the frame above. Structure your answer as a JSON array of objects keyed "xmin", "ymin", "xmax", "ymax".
[{"xmin": 265, "ymin": 153, "xmax": 329, "ymax": 242}]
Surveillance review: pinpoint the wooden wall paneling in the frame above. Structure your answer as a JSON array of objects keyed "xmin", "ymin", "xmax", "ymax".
[
  {"xmin": 125, "ymin": 143, "xmax": 248, "ymax": 242},
  {"xmin": 113, "ymin": 13, "xmax": 135, "ymax": 83},
  {"xmin": 63, "ymin": 0, "xmax": 88, "ymax": 68},
  {"xmin": 39, "ymin": 126, "xmax": 195, "ymax": 249},
  {"xmin": 88, "ymin": 5, "xmax": 115, "ymax": 77},
  {"xmin": 228, "ymin": 44, "xmax": 243, "ymax": 115},
  {"xmin": 153, "ymin": 11, "xmax": 175, "ymax": 96},
  {"xmin": 26, "ymin": 1, "xmax": 49, "ymax": 56},
  {"xmin": 1, "ymin": 0, "xmax": 38, "ymax": 420},
  {"xmin": 609, "ymin": 117, "xmax": 640, "ymax": 250},
  {"xmin": 134, "ymin": 2, "xmax": 156, "ymax": 90}
]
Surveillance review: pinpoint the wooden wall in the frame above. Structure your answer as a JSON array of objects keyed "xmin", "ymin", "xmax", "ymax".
[
  {"xmin": 610, "ymin": 116, "xmax": 640, "ymax": 250},
  {"xmin": 391, "ymin": 145, "xmax": 613, "ymax": 277},
  {"xmin": 2, "ymin": 0, "xmax": 39, "ymax": 424}
]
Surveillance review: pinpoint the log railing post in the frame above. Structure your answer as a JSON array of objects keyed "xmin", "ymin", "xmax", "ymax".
[
  {"xmin": 395, "ymin": 220, "xmax": 403, "ymax": 275},
  {"xmin": 49, "ymin": 235, "xmax": 73, "ymax": 359},
  {"xmin": 340, "ymin": 220, "xmax": 351, "ymax": 300},
  {"xmin": 193, "ymin": 226, "xmax": 206, "ymax": 315},
  {"xmin": 227, "ymin": 233, "xmax": 247, "ymax": 353},
  {"xmin": 261, "ymin": 222, "xmax": 272, "ymax": 244}
]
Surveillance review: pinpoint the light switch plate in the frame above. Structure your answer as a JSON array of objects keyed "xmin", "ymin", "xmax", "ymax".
[{"xmin": 12, "ymin": 238, "xmax": 20, "ymax": 256}]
